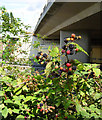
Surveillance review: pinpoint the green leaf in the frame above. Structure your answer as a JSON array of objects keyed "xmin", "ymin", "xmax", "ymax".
[
  {"xmin": 77, "ymin": 64, "xmax": 84, "ymax": 70},
  {"xmin": 0, "ymin": 104, "xmax": 5, "ymax": 111},
  {"xmin": 48, "ymin": 46, "xmax": 51, "ymax": 51},
  {"xmin": 89, "ymin": 87, "xmax": 94, "ymax": 95},
  {"xmin": 45, "ymin": 62, "xmax": 52, "ymax": 78},
  {"xmin": 80, "ymin": 109, "xmax": 90, "ymax": 117},
  {"xmin": 15, "ymin": 89, "xmax": 22, "ymax": 95},
  {"xmin": 0, "ymin": 91, "xmax": 4, "ymax": 96},
  {"xmin": 8, "ymin": 108, "xmax": 12, "ymax": 114},
  {"xmin": 22, "ymin": 86, "xmax": 28, "ymax": 91},
  {"xmin": 11, "ymin": 80, "xmax": 17, "ymax": 87},
  {"xmin": 23, "ymin": 96, "xmax": 32, "ymax": 103},
  {"xmin": 82, "ymin": 100, "xmax": 87, "ymax": 106},
  {"xmin": 16, "ymin": 115, "xmax": 24, "ymax": 120},
  {"xmin": 12, "ymin": 109, "xmax": 20, "ymax": 114},
  {"xmin": 89, "ymin": 104, "xmax": 95, "ymax": 111},
  {"xmin": 90, "ymin": 113, "xmax": 99, "ymax": 118},
  {"xmin": 85, "ymin": 82, "xmax": 90, "ymax": 88},
  {"xmin": 95, "ymin": 108, "xmax": 101, "ymax": 115},
  {"xmin": 70, "ymin": 42, "xmax": 89, "ymax": 56},
  {"xmin": 93, "ymin": 68, "xmax": 100, "ymax": 77},
  {"xmin": 79, "ymin": 78, "xmax": 85, "ymax": 83},
  {"xmin": 50, "ymin": 46, "xmax": 59, "ymax": 57},
  {"xmin": 63, "ymin": 100, "xmax": 74, "ymax": 109},
  {"xmin": 55, "ymin": 101, "xmax": 61, "ymax": 107},
  {"xmin": 2, "ymin": 106, "xmax": 8, "ymax": 118},
  {"xmin": 80, "ymin": 91, "xmax": 85, "ymax": 97},
  {"xmin": 4, "ymin": 99, "xmax": 13, "ymax": 103},
  {"xmin": 93, "ymin": 93, "xmax": 101, "ymax": 100}
]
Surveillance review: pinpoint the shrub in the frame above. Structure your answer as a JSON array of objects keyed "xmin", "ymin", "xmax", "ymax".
[{"xmin": 0, "ymin": 7, "xmax": 102, "ymax": 120}]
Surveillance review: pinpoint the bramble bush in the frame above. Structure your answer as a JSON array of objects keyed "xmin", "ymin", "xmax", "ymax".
[{"xmin": 0, "ymin": 7, "xmax": 102, "ymax": 120}]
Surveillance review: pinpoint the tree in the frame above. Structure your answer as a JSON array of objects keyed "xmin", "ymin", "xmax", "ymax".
[{"xmin": 0, "ymin": 6, "xmax": 31, "ymax": 64}]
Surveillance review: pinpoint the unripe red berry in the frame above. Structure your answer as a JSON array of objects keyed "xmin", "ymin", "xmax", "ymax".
[
  {"xmin": 70, "ymin": 37, "xmax": 74, "ymax": 41},
  {"xmin": 66, "ymin": 50, "xmax": 70, "ymax": 55},
  {"xmin": 37, "ymin": 106, "xmax": 40, "ymax": 109},
  {"xmin": 25, "ymin": 116, "xmax": 27, "ymax": 119},
  {"xmin": 40, "ymin": 108, "xmax": 43, "ymax": 112},
  {"xmin": 46, "ymin": 96, "xmax": 48, "ymax": 99},
  {"xmin": 62, "ymin": 68, "xmax": 66, "ymax": 72},
  {"xmin": 28, "ymin": 75, "xmax": 30, "ymax": 78},
  {"xmin": 60, "ymin": 67, "xmax": 63, "ymax": 70},
  {"xmin": 56, "ymin": 114, "xmax": 58, "ymax": 118},
  {"xmin": 69, "ymin": 67, "xmax": 72, "ymax": 71},
  {"xmin": 65, "ymin": 116, "xmax": 68, "ymax": 119},
  {"xmin": 75, "ymin": 48, "xmax": 79, "ymax": 52},
  {"xmin": 71, "ymin": 33, "xmax": 75, "ymax": 38},
  {"xmin": 66, "ymin": 69, "xmax": 68, "ymax": 72},
  {"xmin": 66, "ymin": 63, "xmax": 71, "ymax": 67},
  {"xmin": 55, "ymin": 65, "xmax": 59, "ymax": 69}
]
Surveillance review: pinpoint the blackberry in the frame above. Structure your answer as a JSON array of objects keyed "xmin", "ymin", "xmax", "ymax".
[
  {"xmin": 69, "ymin": 44, "xmax": 74, "ymax": 50},
  {"xmin": 72, "ymin": 66, "xmax": 76, "ymax": 70},
  {"xmin": 43, "ymin": 53, "xmax": 47, "ymax": 58},
  {"xmin": 62, "ymin": 45, "xmax": 66, "ymax": 50},
  {"xmin": 40, "ymin": 103, "xmax": 43, "ymax": 107}
]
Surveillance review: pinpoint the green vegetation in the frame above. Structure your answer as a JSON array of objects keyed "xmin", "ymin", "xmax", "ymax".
[{"xmin": 0, "ymin": 7, "xmax": 102, "ymax": 120}]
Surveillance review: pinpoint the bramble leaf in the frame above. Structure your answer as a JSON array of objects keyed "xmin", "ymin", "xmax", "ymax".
[{"xmin": 2, "ymin": 107, "xmax": 8, "ymax": 118}]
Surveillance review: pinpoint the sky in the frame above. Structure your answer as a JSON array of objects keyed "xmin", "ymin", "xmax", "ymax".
[{"xmin": 0, "ymin": 0, "xmax": 47, "ymax": 32}]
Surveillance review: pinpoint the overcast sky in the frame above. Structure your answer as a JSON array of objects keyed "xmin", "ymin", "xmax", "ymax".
[{"xmin": 0, "ymin": 0, "xmax": 47, "ymax": 31}]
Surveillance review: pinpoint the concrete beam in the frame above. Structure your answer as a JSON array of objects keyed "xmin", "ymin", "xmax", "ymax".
[{"xmin": 46, "ymin": 2, "xmax": 101, "ymax": 37}]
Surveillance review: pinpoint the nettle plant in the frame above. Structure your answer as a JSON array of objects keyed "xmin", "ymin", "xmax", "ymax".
[{"xmin": 0, "ymin": 7, "xmax": 102, "ymax": 120}]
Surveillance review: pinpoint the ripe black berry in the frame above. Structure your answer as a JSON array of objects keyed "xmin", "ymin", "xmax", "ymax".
[
  {"xmin": 72, "ymin": 66, "xmax": 76, "ymax": 70},
  {"xmin": 26, "ymin": 85, "xmax": 29, "ymax": 88},
  {"xmin": 43, "ymin": 53, "xmax": 47, "ymax": 58},
  {"xmin": 24, "ymin": 82, "xmax": 26, "ymax": 85},
  {"xmin": 62, "ymin": 45, "xmax": 66, "ymax": 50},
  {"xmin": 38, "ymin": 51, "xmax": 42, "ymax": 55},
  {"xmin": 69, "ymin": 44, "xmax": 74, "ymax": 50},
  {"xmin": 36, "ymin": 55, "xmax": 40, "ymax": 60},
  {"xmin": 40, "ymin": 103, "xmax": 43, "ymax": 107},
  {"xmin": 64, "ymin": 40, "xmax": 68, "ymax": 44}
]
